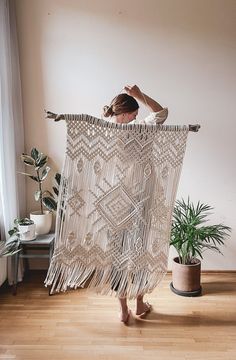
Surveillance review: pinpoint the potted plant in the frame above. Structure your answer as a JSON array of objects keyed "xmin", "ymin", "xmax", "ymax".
[
  {"xmin": 8, "ymin": 218, "xmax": 36, "ymax": 241},
  {"xmin": 20, "ymin": 148, "xmax": 60, "ymax": 235},
  {"xmin": 170, "ymin": 198, "xmax": 231, "ymax": 296},
  {"xmin": 0, "ymin": 237, "xmax": 21, "ymax": 258}
]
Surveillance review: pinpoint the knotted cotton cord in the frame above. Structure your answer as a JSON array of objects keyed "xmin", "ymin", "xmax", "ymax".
[{"xmin": 45, "ymin": 114, "xmax": 189, "ymax": 298}]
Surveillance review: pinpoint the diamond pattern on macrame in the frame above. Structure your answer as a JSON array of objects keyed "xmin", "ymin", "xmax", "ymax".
[
  {"xmin": 113, "ymin": 247, "xmax": 133, "ymax": 271},
  {"xmin": 94, "ymin": 160, "xmax": 101, "ymax": 174},
  {"xmin": 144, "ymin": 163, "xmax": 152, "ymax": 179},
  {"xmin": 66, "ymin": 231, "xmax": 76, "ymax": 252},
  {"xmin": 96, "ymin": 185, "xmax": 137, "ymax": 229},
  {"xmin": 127, "ymin": 258, "xmax": 137, "ymax": 271},
  {"xmin": 122, "ymin": 138, "xmax": 153, "ymax": 165},
  {"xmin": 83, "ymin": 232, "xmax": 94, "ymax": 249},
  {"xmin": 161, "ymin": 165, "xmax": 169, "ymax": 179},
  {"xmin": 68, "ymin": 190, "xmax": 85, "ymax": 217}
]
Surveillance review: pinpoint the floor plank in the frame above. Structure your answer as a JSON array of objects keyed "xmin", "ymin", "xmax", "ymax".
[{"xmin": 0, "ymin": 271, "xmax": 235, "ymax": 360}]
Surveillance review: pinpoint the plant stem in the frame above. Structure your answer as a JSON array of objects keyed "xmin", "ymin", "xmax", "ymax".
[{"xmin": 37, "ymin": 169, "xmax": 43, "ymax": 214}]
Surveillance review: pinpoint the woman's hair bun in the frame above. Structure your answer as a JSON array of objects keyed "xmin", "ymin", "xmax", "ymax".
[
  {"xmin": 103, "ymin": 105, "xmax": 114, "ymax": 118},
  {"xmin": 103, "ymin": 93, "xmax": 139, "ymax": 118}
]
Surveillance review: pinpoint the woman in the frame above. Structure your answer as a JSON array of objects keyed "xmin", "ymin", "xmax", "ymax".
[
  {"xmin": 103, "ymin": 84, "xmax": 168, "ymax": 125},
  {"xmin": 103, "ymin": 85, "xmax": 168, "ymax": 324}
]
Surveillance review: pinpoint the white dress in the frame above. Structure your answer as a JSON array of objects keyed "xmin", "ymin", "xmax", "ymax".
[{"xmin": 131, "ymin": 107, "xmax": 168, "ymax": 125}]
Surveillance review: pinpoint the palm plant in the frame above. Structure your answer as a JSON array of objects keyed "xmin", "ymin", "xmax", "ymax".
[{"xmin": 170, "ymin": 198, "xmax": 231, "ymax": 265}]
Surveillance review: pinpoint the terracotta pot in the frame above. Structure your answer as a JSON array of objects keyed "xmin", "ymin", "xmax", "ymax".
[{"xmin": 171, "ymin": 257, "xmax": 202, "ymax": 296}]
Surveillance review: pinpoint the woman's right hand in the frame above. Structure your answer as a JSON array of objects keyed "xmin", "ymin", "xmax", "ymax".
[
  {"xmin": 124, "ymin": 85, "xmax": 143, "ymax": 99},
  {"xmin": 124, "ymin": 85, "xmax": 164, "ymax": 113}
]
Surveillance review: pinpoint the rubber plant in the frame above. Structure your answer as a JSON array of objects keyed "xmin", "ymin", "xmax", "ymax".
[{"xmin": 20, "ymin": 148, "xmax": 60, "ymax": 214}]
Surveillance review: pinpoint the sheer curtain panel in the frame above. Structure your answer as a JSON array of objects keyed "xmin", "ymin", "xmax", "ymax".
[{"xmin": 0, "ymin": 0, "xmax": 26, "ymax": 285}]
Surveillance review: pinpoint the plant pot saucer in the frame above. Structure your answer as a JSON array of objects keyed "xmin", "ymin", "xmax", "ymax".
[{"xmin": 170, "ymin": 282, "xmax": 202, "ymax": 297}]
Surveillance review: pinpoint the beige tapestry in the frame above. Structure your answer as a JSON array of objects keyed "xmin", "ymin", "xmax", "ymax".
[{"xmin": 45, "ymin": 114, "xmax": 189, "ymax": 298}]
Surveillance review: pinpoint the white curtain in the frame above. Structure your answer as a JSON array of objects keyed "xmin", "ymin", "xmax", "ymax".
[{"xmin": 0, "ymin": 0, "xmax": 26, "ymax": 284}]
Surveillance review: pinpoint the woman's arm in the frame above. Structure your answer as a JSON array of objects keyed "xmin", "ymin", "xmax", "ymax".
[{"xmin": 124, "ymin": 85, "xmax": 164, "ymax": 112}]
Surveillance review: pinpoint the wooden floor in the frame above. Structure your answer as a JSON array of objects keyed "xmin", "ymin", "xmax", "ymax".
[{"xmin": 0, "ymin": 271, "xmax": 236, "ymax": 360}]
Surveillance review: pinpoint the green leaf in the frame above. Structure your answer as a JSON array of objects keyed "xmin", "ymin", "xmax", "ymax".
[
  {"xmin": 1, "ymin": 237, "xmax": 22, "ymax": 256},
  {"xmin": 41, "ymin": 166, "xmax": 50, "ymax": 181},
  {"xmin": 52, "ymin": 186, "xmax": 59, "ymax": 196},
  {"xmin": 54, "ymin": 173, "xmax": 61, "ymax": 186},
  {"xmin": 21, "ymin": 154, "xmax": 35, "ymax": 166},
  {"xmin": 2, "ymin": 248, "xmax": 22, "ymax": 257},
  {"xmin": 42, "ymin": 196, "xmax": 57, "ymax": 211},
  {"xmin": 8, "ymin": 227, "xmax": 18, "ymax": 236},
  {"xmin": 16, "ymin": 218, "xmax": 33, "ymax": 225},
  {"xmin": 36, "ymin": 154, "xmax": 48, "ymax": 168},
  {"xmin": 31, "ymin": 148, "xmax": 39, "ymax": 161},
  {"xmin": 2, "ymin": 237, "xmax": 20, "ymax": 258},
  {"xmin": 29, "ymin": 175, "xmax": 40, "ymax": 182},
  {"xmin": 6, "ymin": 234, "xmax": 19, "ymax": 244}
]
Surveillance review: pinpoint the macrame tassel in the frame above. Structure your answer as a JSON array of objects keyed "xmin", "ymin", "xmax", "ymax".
[{"xmin": 45, "ymin": 114, "xmax": 188, "ymax": 298}]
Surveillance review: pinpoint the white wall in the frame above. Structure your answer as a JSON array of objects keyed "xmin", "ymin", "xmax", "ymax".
[{"xmin": 15, "ymin": 0, "xmax": 236, "ymax": 270}]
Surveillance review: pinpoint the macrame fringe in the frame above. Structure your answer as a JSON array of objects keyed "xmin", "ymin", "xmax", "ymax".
[{"xmin": 45, "ymin": 259, "xmax": 166, "ymax": 299}]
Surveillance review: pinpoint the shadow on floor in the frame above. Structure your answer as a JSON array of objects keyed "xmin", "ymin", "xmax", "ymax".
[
  {"xmin": 201, "ymin": 280, "xmax": 236, "ymax": 295},
  {"xmin": 123, "ymin": 309, "xmax": 236, "ymax": 329}
]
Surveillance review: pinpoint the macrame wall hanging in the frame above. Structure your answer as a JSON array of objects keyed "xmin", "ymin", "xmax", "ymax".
[{"xmin": 45, "ymin": 113, "xmax": 200, "ymax": 298}]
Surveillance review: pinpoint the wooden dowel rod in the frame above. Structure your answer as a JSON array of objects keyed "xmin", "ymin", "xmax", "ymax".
[{"xmin": 45, "ymin": 111, "xmax": 200, "ymax": 132}]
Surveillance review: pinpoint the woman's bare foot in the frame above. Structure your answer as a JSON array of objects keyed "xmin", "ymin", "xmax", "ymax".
[
  {"xmin": 118, "ymin": 297, "xmax": 130, "ymax": 324},
  {"xmin": 120, "ymin": 308, "xmax": 131, "ymax": 324},
  {"xmin": 136, "ymin": 295, "xmax": 152, "ymax": 316}
]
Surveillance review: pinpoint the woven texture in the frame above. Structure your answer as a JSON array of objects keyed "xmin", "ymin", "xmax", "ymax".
[{"xmin": 45, "ymin": 114, "xmax": 189, "ymax": 298}]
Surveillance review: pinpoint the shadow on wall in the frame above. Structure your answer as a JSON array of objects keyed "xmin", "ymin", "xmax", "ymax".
[{"xmin": 16, "ymin": 1, "xmax": 49, "ymax": 155}]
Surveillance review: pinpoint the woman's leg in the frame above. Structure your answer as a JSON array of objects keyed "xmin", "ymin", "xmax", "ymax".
[
  {"xmin": 118, "ymin": 297, "xmax": 130, "ymax": 323},
  {"xmin": 136, "ymin": 294, "xmax": 151, "ymax": 315}
]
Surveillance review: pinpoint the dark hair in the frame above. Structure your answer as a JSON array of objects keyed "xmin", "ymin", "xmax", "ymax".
[{"xmin": 103, "ymin": 93, "xmax": 139, "ymax": 118}]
